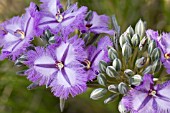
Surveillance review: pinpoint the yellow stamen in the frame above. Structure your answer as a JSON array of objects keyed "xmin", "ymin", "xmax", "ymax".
[
  {"xmin": 149, "ymin": 90, "xmax": 156, "ymax": 96},
  {"xmin": 16, "ymin": 30, "xmax": 25, "ymax": 39},
  {"xmin": 165, "ymin": 53, "xmax": 170, "ymax": 60},
  {"xmin": 84, "ymin": 59, "xmax": 91, "ymax": 70},
  {"xmin": 56, "ymin": 14, "xmax": 63, "ymax": 23},
  {"xmin": 56, "ymin": 62, "xmax": 64, "ymax": 70}
]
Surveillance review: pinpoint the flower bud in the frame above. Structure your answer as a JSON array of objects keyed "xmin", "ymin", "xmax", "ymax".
[
  {"xmin": 16, "ymin": 70, "xmax": 26, "ymax": 76},
  {"xmin": 104, "ymin": 94, "xmax": 118, "ymax": 104},
  {"xmin": 118, "ymin": 100, "xmax": 128, "ymax": 113},
  {"xmin": 135, "ymin": 57, "xmax": 147, "ymax": 68},
  {"xmin": 99, "ymin": 60, "xmax": 107, "ymax": 73},
  {"xmin": 135, "ymin": 19, "xmax": 146, "ymax": 38},
  {"xmin": 124, "ymin": 69, "xmax": 135, "ymax": 77},
  {"xmin": 139, "ymin": 36, "xmax": 147, "ymax": 51},
  {"xmin": 148, "ymin": 40, "xmax": 156, "ymax": 56},
  {"xmin": 142, "ymin": 65, "xmax": 152, "ymax": 74},
  {"xmin": 108, "ymin": 47, "xmax": 118, "ymax": 60},
  {"xmin": 112, "ymin": 58, "xmax": 122, "ymax": 71},
  {"xmin": 108, "ymin": 84, "xmax": 118, "ymax": 93},
  {"xmin": 122, "ymin": 42, "xmax": 132, "ymax": 60},
  {"xmin": 119, "ymin": 34, "xmax": 130, "ymax": 48},
  {"xmin": 90, "ymin": 88, "xmax": 107, "ymax": 100},
  {"xmin": 49, "ymin": 36, "xmax": 55, "ymax": 44},
  {"xmin": 152, "ymin": 60, "xmax": 162, "ymax": 73},
  {"xmin": 151, "ymin": 48, "xmax": 161, "ymax": 61},
  {"xmin": 97, "ymin": 73, "xmax": 107, "ymax": 86},
  {"xmin": 130, "ymin": 74, "xmax": 142, "ymax": 86},
  {"xmin": 125, "ymin": 26, "xmax": 134, "ymax": 37},
  {"xmin": 118, "ymin": 82, "xmax": 128, "ymax": 94},
  {"xmin": 106, "ymin": 66, "xmax": 118, "ymax": 78},
  {"xmin": 131, "ymin": 34, "xmax": 140, "ymax": 47},
  {"xmin": 60, "ymin": 98, "xmax": 65, "ymax": 112},
  {"xmin": 27, "ymin": 82, "xmax": 39, "ymax": 90}
]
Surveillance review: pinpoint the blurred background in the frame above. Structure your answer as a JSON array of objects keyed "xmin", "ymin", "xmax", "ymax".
[{"xmin": 0, "ymin": 0, "xmax": 170, "ymax": 113}]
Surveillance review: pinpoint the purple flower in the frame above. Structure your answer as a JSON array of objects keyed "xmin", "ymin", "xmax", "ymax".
[
  {"xmin": 122, "ymin": 74, "xmax": 170, "ymax": 113},
  {"xmin": 36, "ymin": 0, "xmax": 87, "ymax": 36},
  {"xmin": 146, "ymin": 29, "xmax": 170, "ymax": 74},
  {"xmin": 0, "ymin": 2, "xmax": 39, "ymax": 60},
  {"xmin": 24, "ymin": 35, "xmax": 88, "ymax": 99},
  {"xmin": 84, "ymin": 36, "xmax": 113, "ymax": 80},
  {"xmin": 81, "ymin": 11, "xmax": 114, "ymax": 35}
]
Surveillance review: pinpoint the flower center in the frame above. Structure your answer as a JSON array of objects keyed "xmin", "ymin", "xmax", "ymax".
[
  {"xmin": 56, "ymin": 61, "xmax": 64, "ymax": 70},
  {"xmin": 15, "ymin": 30, "xmax": 25, "ymax": 39},
  {"xmin": 56, "ymin": 14, "xmax": 63, "ymax": 23},
  {"xmin": 86, "ymin": 24, "xmax": 92, "ymax": 29},
  {"xmin": 84, "ymin": 59, "xmax": 91, "ymax": 70},
  {"xmin": 165, "ymin": 53, "xmax": 170, "ymax": 60},
  {"xmin": 149, "ymin": 89, "xmax": 156, "ymax": 96}
]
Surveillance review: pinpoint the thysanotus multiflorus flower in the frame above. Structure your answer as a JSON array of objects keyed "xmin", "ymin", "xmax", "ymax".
[
  {"xmin": 36, "ymin": 0, "xmax": 87, "ymax": 37},
  {"xmin": 0, "ymin": 2, "xmax": 39, "ymax": 60},
  {"xmin": 24, "ymin": 35, "xmax": 88, "ymax": 99},
  {"xmin": 122, "ymin": 74, "xmax": 170, "ymax": 113}
]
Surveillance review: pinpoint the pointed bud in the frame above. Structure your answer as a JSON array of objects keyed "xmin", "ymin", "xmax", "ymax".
[
  {"xmin": 97, "ymin": 73, "xmax": 107, "ymax": 86},
  {"xmin": 130, "ymin": 74, "xmax": 142, "ymax": 86},
  {"xmin": 125, "ymin": 26, "xmax": 134, "ymax": 37},
  {"xmin": 118, "ymin": 82, "xmax": 128, "ymax": 94},
  {"xmin": 142, "ymin": 65, "xmax": 152, "ymax": 74},
  {"xmin": 18, "ymin": 55, "xmax": 27, "ymax": 61},
  {"xmin": 16, "ymin": 70, "xmax": 26, "ymax": 76},
  {"xmin": 122, "ymin": 42, "xmax": 132, "ymax": 60},
  {"xmin": 118, "ymin": 100, "xmax": 128, "ymax": 113},
  {"xmin": 119, "ymin": 34, "xmax": 130, "ymax": 48},
  {"xmin": 131, "ymin": 34, "xmax": 140, "ymax": 47},
  {"xmin": 90, "ymin": 88, "xmax": 107, "ymax": 100},
  {"xmin": 112, "ymin": 58, "xmax": 122, "ymax": 71},
  {"xmin": 27, "ymin": 82, "xmax": 39, "ymax": 90},
  {"xmin": 139, "ymin": 36, "xmax": 147, "ymax": 51},
  {"xmin": 135, "ymin": 19, "xmax": 146, "ymax": 38},
  {"xmin": 108, "ymin": 47, "xmax": 118, "ymax": 60},
  {"xmin": 60, "ymin": 98, "xmax": 65, "ymax": 112},
  {"xmin": 99, "ymin": 60, "xmax": 107, "ymax": 73},
  {"xmin": 151, "ymin": 48, "xmax": 161, "ymax": 61},
  {"xmin": 106, "ymin": 66, "xmax": 118, "ymax": 78},
  {"xmin": 14, "ymin": 60, "xmax": 24, "ymax": 67},
  {"xmin": 152, "ymin": 60, "xmax": 162, "ymax": 73},
  {"xmin": 135, "ymin": 57, "xmax": 147, "ymax": 68},
  {"xmin": 48, "ymin": 36, "xmax": 55, "ymax": 44},
  {"xmin": 108, "ymin": 85, "xmax": 118, "ymax": 93},
  {"xmin": 148, "ymin": 40, "xmax": 156, "ymax": 56},
  {"xmin": 104, "ymin": 94, "xmax": 118, "ymax": 104},
  {"xmin": 124, "ymin": 69, "xmax": 135, "ymax": 77}
]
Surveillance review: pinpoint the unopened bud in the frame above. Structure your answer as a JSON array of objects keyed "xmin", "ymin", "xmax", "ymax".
[
  {"xmin": 148, "ymin": 40, "xmax": 156, "ymax": 56},
  {"xmin": 118, "ymin": 82, "xmax": 128, "ymax": 94},
  {"xmin": 135, "ymin": 57, "xmax": 147, "ymax": 68},
  {"xmin": 139, "ymin": 36, "xmax": 147, "ymax": 51},
  {"xmin": 152, "ymin": 60, "xmax": 162, "ymax": 73},
  {"xmin": 106, "ymin": 66, "xmax": 118, "ymax": 78},
  {"xmin": 97, "ymin": 73, "xmax": 107, "ymax": 86},
  {"xmin": 131, "ymin": 34, "xmax": 140, "ymax": 47},
  {"xmin": 125, "ymin": 26, "xmax": 134, "ymax": 37},
  {"xmin": 60, "ymin": 98, "xmax": 65, "ymax": 112},
  {"xmin": 112, "ymin": 58, "xmax": 122, "ymax": 71},
  {"xmin": 151, "ymin": 48, "xmax": 161, "ymax": 61},
  {"xmin": 119, "ymin": 34, "xmax": 130, "ymax": 48},
  {"xmin": 118, "ymin": 100, "xmax": 128, "ymax": 113},
  {"xmin": 104, "ymin": 94, "xmax": 118, "ymax": 104},
  {"xmin": 90, "ymin": 88, "xmax": 107, "ymax": 100},
  {"xmin": 122, "ymin": 42, "xmax": 132, "ymax": 60},
  {"xmin": 49, "ymin": 36, "xmax": 55, "ymax": 44},
  {"xmin": 108, "ymin": 84, "xmax": 118, "ymax": 93},
  {"xmin": 142, "ymin": 65, "xmax": 152, "ymax": 74},
  {"xmin": 108, "ymin": 47, "xmax": 118, "ymax": 60},
  {"xmin": 99, "ymin": 60, "xmax": 107, "ymax": 73},
  {"xmin": 130, "ymin": 74, "xmax": 142, "ymax": 86},
  {"xmin": 124, "ymin": 69, "xmax": 135, "ymax": 77},
  {"xmin": 135, "ymin": 19, "xmax": 146, "ymax": 38}
]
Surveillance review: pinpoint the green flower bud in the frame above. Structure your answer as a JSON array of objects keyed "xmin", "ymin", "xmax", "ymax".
[
  {"xmin": 90, "ymin": 88, "xmax": 107, "ymax": 100},
  {"xmin": 97, "ymin": 73, "xmax": 107, "ymax": 86},
  {"xmin": 108, "ymin": 84, "xmax": 118, "ymax": 93},
  {"xmin": 104, "ymin": 94, "xmax": 118, "ymax": 104},
  {"xmin": 124, "ymin": 69, "xmax": 135, "ymax": 77},
  {"xmin": 119, "ymin": 34, "xmax": 130, "ymax": 48},
  {"xmin": 139, "ymin": 36, "xmax": 147, "ymax": 51},
  {"xmin": 60, "ymin": 98, "xmax": 65, "ymax": 112},
  {"xmin": 49, "ymin": 36, "xmax": 55, "ymax": 44},
  {"xmin": 108, "ymin": 47, "xmax": 118, "ymax": 60},
  {"xmin": 151, "ymin": 48, "xmax": 161, "ymax": 61},
  {"xmin": 130, "ymin": 74, "xmax": 142, "ymax": 86},
  {"xmin": 112, "ymin": 58, "xmax": 122, "ymax": 71},
  {"xmin": 122, "ymin": 42, "xmax": 132, "ymax": 60},
  {"xmin": 142, "ymin": 65, "xmax": 152, "ymax": 74},
  {"xmin": 148, "ymin": 40, "xmax": 156, "ymax": 56},
  {"xmin": 99, "ymin": 60, "xmax": 107, "ymax": 73},
  {"xmin": 106, "ymin": 66, "xmax": 118, "ymax": 78},
  {"xmin": 135, "ymin": 19, "xmax": 146, "ymax": 38},
  {"xmin": 135, "ymin": 57, "xmax": 147, "ymax": 68},
  {"xmin": 118, "ymin": 82, "xmax": 128, "ymax": 94},
  {"xmin": 118, "ymin": 100, "xmax": 128, "ymax": 113},
  {"xmin": 152, "ymin": 60, "xmax": 162, "ymax": 73},
  {"xmin": 125, "ymin": 26, "xmax": 134, "ymax": 37},
  {"xmin": 131, "ymin": 34, "xmax": 140, "ymax": 47}
]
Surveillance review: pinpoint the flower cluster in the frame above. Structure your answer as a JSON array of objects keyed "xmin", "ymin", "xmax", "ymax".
[{"xmin": 1, "ymin": 0, "xmax": 170, "ymax": 113}]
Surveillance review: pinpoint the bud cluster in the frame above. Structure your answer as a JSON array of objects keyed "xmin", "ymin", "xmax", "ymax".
[{"xmin": 90, "ymin": 20, "xmax": 162, "ymax": 104}]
